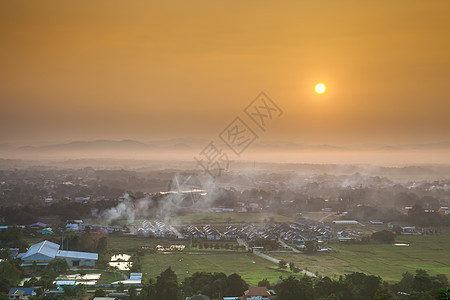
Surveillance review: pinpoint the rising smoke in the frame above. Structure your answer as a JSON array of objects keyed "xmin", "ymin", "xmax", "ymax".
[{"xmin": 93, "ymin": 173, "xmax": 217, "ymax": 224}]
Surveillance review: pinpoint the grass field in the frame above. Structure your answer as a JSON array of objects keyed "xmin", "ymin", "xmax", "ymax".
[
  {"xmin": 140, "ymin": 251, "xmax": 295, "ymax": 285},
  {"xmin": 170, "ymin": 212, "xmax": 294, "ymax": 225},
  {"xmin": 272, "ymin": 234, "xmax": 450, "ymax": 281},
  {"xmin": 24, "ymin": 225, "xmax": 450, "ymax": 284},
  {"xmin": 85, "ymin": 212, "xmax": 293, "ymax": 226}
]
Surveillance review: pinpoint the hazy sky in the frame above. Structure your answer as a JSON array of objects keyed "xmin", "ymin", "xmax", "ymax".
[{"xmin": 1, "ymin": 0, "xmax": 449, "ymax": 146}]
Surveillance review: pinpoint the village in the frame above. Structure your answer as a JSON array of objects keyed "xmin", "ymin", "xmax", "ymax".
[{"xmin": 3, "ymin": 203, "xmax": 443, "ymax": 300}]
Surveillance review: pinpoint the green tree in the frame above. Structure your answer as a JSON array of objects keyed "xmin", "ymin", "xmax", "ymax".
[
  {"xmin": 63, "ymin": 284, "xmax": 86, "ymax": 298},
  {"xmin": 94, "ymin": 289, "xmax": 106, "ymax": 297},
  {"xmin": 314, "ymin": 277, "xmax": 335, "ymax": 299},
  {"xmin": 139, "ymin": 278, "xmax": 156, "ymax": 300},
  {"xmin": 96, "ymin": 236, "xmax": 108, "ymax": 254},
  {"xmin": 371, "ymin": 230, "xmax": 395, "ymax": 243},
  {"xmin": 155, "ymin": 267, "xmax": 181, "ymax": 300},
  {"xmin": 437, "ymin": 287, "xmax": 450, "ymax": 300},
  {"xmin": 0, "ymin": 261, "xmax": 21, "ymax": 286},
  {"xmin": 345, "ymin": 272, "xmax": 381, "ymax": 299},
  {"xmin": 413, "ymin": 269, "xmax": 433, "ymax": 292},
  {"xmin": 304, "ymin": 241, "xmax": 318, "ymax": 254},
  {"xmin": 258, "ymin": 278, "xmax": 271, "ymax": 289},
  {"xmin": 116, "ymin": 282, "xmax": 126, "ymax": 292},
  {"xmin": 46, "ymin": 259, "xmax": 69, "ymax": 274},
  {"xmin": 0, "ymin": 278, "xmax": 11, "ymax": 294},
  {"xmin": 275, "ymin": 276, "xmax": 309, "ymax": 300},
  {"xmin": 289, "ymin": 262, "xmax": 296, "ymax": 271},
  {"xmin": 398, "ymin": 271, "xmax": 414, "ymax": 292},
  {"xmin": 129, "ymin": 286, "xmax": 137, "ymax": 300},
  {"xmin": 278, "ymin": 260, "xmax": 288, "ymax": 269},
  {"xmin": 226, "ymin": 273, "xmax": 247, "ymax": 297}
]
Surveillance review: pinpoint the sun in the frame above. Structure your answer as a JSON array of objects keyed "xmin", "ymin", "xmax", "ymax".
[{"xmin": 315, "ymin": 83, "xmax": 326, "ymax": 94}]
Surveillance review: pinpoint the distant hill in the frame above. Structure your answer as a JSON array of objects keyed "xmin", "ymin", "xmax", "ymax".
[
  {"xmin": 15, "ymin": 139, "xmax": 194, "ymax": 153},
  {"xmin": 4, "ymin": 139, "xmax": 450, "ymax": 155}
]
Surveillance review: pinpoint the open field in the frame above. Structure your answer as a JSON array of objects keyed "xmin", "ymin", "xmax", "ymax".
[
  {"xmin": 300, "ymin": 212, "xmax": 334, "ymax": 221},
  {"xmin": 169, "ymin": 212, "xmax": 294, "ymax": 225},
  {"xmin": 272, "ymin": 234, "xmax": 450, "ymax": 281},
  {"xmin": 141, "ymin": 251, "xmax": 296, "ymax": 285},
  {"xmin": 25, "ymin": 229, "xmax": 450, "ymax": 284},
  {"xmin": 84, "ymin": 212, "xmax": 293, "ymax": 226}
]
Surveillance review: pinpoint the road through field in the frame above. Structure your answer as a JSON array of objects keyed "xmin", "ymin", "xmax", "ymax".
[
  {"xmin": 237, "ymin": 238, "xmax": 316, "ymax": 277},
  {"xmin": 318, "ymin": 213, "xmax": 333, "ymax": 223}
]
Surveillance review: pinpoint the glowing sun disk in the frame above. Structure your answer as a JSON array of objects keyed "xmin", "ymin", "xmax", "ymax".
[{"xmin": 315, "ymin": 83, "xmax": 326, "ymax": 94}]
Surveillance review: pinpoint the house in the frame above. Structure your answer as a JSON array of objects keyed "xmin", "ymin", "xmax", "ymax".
[
  {"xmin": 30, "ymin": 222, "xmax": 47, "ymax": 230},
  {"xmin": 8, "ymin": 287, "xmax": 36, "ymax": 299},
  {"xmin": 74, "ymin": 197, "xmax": 90, "ymax": 202},
  {"xmin": 401, "ymin": 226, "xmax": 417, "ymax": 234},
  {"xmin": 1, "ymin": 248, "xmax": 19, "ymax": 258},
  {"xmin": 112, "ymin": 272, "xmax": 142, "ymax": 286},
  {"xmin": 211, "ymin": 207, "xmax": 234, "ymax": 213},
  {"xmin": 203, "ymin": 225, "xmax": 221, "ymax": 240},
  {"xmin": 223, "ymin": 229, "xmax": 239, "ymax": 240},
  {"xmin": 66, "ymin": 223, "xmax": 80, "ymax": 232},
  {"xmin": 337, "ymin": 231, "xmax": 353, "ymax": 241},
  {"xmin": 240, "ymin": 286, "xmax": 274, "ymax": 300},
  {"xmin": 18, "ymin": 240, "xmax": 98, "ymax": 268},
  {"xmin": 332, "ymin": 220, "xmax": 359, "ymax": 225},
  {"xmin": 438, "ymin": 207, "xmax": 450, "ymax": 215},
  {"xmin": 370, "ymin": 221, "xmax": 383, "ymax": 225},
  {"xmin": 55, "ymin": 280, "xmax": 76, "ymax": 290},
  {"xmin": 44, "ymin": 197, "xmax": 54, "ymax": 204},
  {"xmin": 108, "ymin": 225, "xmax": 124, "ymax": 234},
  {"xmin": 41, "ymin": 228, "xmax": 53, "ymax": 235},
  {"xmin": 248, "ymin": 203, "xmax": 260, "ymax": 212},
  {"xmin": 185, "ymin": 226, "xmax": 204, "ymax": 239}
]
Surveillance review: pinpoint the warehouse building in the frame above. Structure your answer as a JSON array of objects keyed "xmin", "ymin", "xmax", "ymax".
[{"xmin": 17, "ymin": 240, "xmax": 98, "ymax": 268}]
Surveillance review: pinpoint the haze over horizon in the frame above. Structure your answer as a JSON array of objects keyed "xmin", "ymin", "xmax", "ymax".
[{"xmin": 1, "ymin": 1, "xmax": 450, "ymax": 148}]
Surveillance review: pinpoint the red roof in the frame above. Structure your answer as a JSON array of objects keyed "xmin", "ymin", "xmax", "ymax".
[{"xmin": 244, "ymin": 286, "xmax": 271, "ymax": 296}]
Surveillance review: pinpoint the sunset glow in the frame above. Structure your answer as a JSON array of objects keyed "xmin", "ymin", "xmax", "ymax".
[{"xmin": 315, "ymin": 83, "xmax": 326, "ymax": 94}]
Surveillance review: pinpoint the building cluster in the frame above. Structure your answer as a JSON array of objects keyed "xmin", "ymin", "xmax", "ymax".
[
  {"xmin": 26, "ymin": 221, "xmax": 125, "ymax": 235},
  {"xmin": 183, "ymin": 225, "xmax": 222, "ymax": 240},
  {"xmin": 136, "ymin": 220, "xmax": 174, "ymax": 237},
  {"xmin": 182, "ymin": 219, "xmax": 364, "ymax": 244}
]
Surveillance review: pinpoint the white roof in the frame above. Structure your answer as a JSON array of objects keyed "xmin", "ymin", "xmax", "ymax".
[
  {"xmin": 55, "ymin": 281, "xmax": 76, "ymax": 285},
  {"xmin": 56, "ymin": 250, "xmax": 98, "ymax": 260},
  {"xmin": 130, "ymin": 273, "xmax": 142, "ymax": 280},
  {"xmin": 332, "ymin": 220, "xmax": 359, "ymax": 224},
  {"xmin": 112, "ymin": 279, "xmax": 142, "ymax": 285}
]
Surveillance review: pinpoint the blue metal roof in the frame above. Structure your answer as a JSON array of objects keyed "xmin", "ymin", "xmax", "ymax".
[
  {"xmin": 56, "ymin": 250, "xmax": 98, "ymax": 260},
  {"xmin": 20, "ymin": 240, "xmax": 98, "ymax": 263},
  {"xmin": 22, "ymin": 240, "xmax": 60, "ymax": 260},
  {"xmin": 8, "ymin": 287, "xmax": 35, "ymax": 296},
  {"xmin": 30, "ymin": 222, "xmax": 47, "ymax": 227}
]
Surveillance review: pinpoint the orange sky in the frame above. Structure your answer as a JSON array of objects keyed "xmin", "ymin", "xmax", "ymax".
[{"xmin": 1, "ymin": 0, "xmax": 449, "ymax": 146}]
